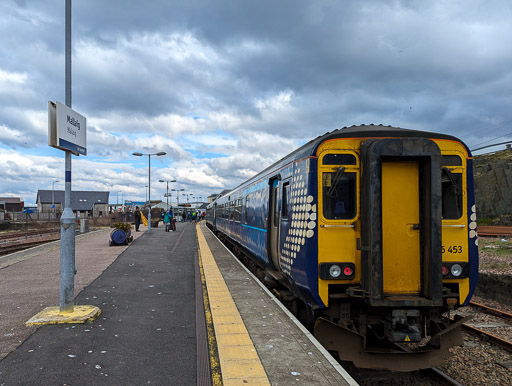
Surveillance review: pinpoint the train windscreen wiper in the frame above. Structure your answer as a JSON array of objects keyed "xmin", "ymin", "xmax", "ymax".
[
  {"xmin": 327, "ymin": 166, "xmax": 345, "ymax": 197},
  {"xmin": 442, "ymin": 167, "xmax": 461, "ymax": 194}
]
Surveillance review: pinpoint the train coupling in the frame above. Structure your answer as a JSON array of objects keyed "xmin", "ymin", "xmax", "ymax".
[
  {"xmin": 385, "ymin": 309, "xmax": 422, "ymax": 342},
  {"xmin": 314, "ymin": 314, "xmax": 471, "ymax": 371}
]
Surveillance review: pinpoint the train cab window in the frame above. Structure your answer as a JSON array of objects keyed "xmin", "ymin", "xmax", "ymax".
[
  {"xmin": 322, "ymin": 169, "xmax": 356, "ymax": 220},
  {"xmin": 323, "ymin": 154, "xmax": 356, "ymax": 165},
  {"xmin": 441, "ymin": 155, "xmax": 462, "ymax": 166},
  {"xmin": 441, "ymin": 168, "xmax": 463, "ymax": 219}
]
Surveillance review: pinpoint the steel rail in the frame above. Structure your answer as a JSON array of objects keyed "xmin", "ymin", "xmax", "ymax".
[
  {"xmin": 462, "ymin": 324, "xmax": 512, "ymax": 353},
  {"xmin": 0, "ymin": 237, "xmax": 61, "ymax": 256},
  {"xmin": 425, "ymin": 367, "xmax": 464, "ymax": 386},
  {"xmin": 0, "ymin": 229, "xmax": 60, "ymax": 242},
  {"xmin": 469, "ymin": 300, "xmax": 512, "ymax": 319}
]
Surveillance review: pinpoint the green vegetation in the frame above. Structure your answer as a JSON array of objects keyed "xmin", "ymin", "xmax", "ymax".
[
  {"xmin": 477, "ymin": 218, "xmax": 493, "ymax": 225},
  {"xmin": 114, "ymin": 222, "xmax": 132, "ymax": 232},
  {"xmin": 478, "ymin": 238, "xmax": 512, "ymax": 256}
]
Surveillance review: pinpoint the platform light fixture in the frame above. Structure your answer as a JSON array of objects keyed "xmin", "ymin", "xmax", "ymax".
[
  {"xmin": 159, "ymin": 179, "xmax": 176, "ymax": 211},
  {"xmin": 132, "ymin": 151, "xmax": 167, "ymax": 234},
  {"xmin": 171, "ymin": 188, "xmax": 184, "ymax": 206}
]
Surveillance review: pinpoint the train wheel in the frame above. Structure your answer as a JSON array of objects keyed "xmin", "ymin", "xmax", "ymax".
[{"xmin": 295, "ymin": 299, "xmax": 316, "ymax": 331}]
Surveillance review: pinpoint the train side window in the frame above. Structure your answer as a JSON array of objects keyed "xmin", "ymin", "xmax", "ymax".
[
  {"xmin": 244, "ymin": 196, "xmax": 249, "ymax": 224},
  {"xmin": 235, "ymin": 200, "xmax": 241, "ymax": 222},
  {"xmin": 322, "ymin": 170, "xmax": 356, "ymax": 220},
  {"xmin": 273, "ymin": 188, "xmax": 279, "ymax": 225},
  {"xmin": 282, "ymin": 183, "xmax": 290, "ymax": 219},
  {"xmin": 442, "ymin": 168, "xmax": 463, "ymax": 219}
]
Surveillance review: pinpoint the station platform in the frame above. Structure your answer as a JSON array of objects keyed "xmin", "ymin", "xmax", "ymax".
[{"xmin": 0, "ymin": 222, "xmax": 356, "ymax": 385}]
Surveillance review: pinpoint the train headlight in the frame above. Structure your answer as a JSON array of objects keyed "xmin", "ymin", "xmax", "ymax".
[
  {"xmin": 319, "ymin": 263, "xmax": 355, "ymax": 280},
  {"xmin": 329, "ymin": 265, "xmax": 342, "ymax": 278},
  {"xmin": 450, "ymin": 264, "xmax": 463, "ymax": 277},
  {"xmin": 441, "ymin": 262, "xmax": 469, "ymax": 279}
]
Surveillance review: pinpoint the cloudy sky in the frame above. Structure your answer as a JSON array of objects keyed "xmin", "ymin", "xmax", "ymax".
[{"xmin": 1, "ymin": 0, "xmax": 511, "ymax": 206}]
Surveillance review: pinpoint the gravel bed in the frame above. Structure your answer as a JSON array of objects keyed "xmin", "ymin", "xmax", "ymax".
[
  {"xmin": 433, "ymin": 240, "xmax": 512, "ymax": 385},
  {"xmin": 478, "ymin": 236, "xmax": 512, "ymax": 275},
  {"xmin": 438, "ymin": 334, "xmax": 512, "ymax": 385},
  {"xmin": 349, "ymin": 239, "xmax": 512, "ymax": 385}
]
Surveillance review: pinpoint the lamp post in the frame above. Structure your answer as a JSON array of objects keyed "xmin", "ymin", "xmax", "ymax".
[
  {"xmin": 52, "ymin": 180, "xmax": 59, "ymax": 216},
  {"xmin": 159, "ymin": 179, "xmax": 176, "ymax": 211},
  {"xmin": 132, "ymin": 151, "xmax": 166, "ymax": 234},
  {"xmin": 171, "ymin": 188, "xmax": 184, "ymax": 206}
]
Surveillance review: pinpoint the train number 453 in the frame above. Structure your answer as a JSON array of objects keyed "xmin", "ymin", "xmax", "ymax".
[{"xmin": 442, "ymin": 245, "xmax": 462, "ymax": 253}]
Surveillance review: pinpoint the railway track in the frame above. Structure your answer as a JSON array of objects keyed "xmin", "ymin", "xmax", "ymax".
[
  {"xmin": 462, "ymin": 300, "xmax": 512, "ymax": 353},
  {"xmin": 0, "ymin": 228, "xmax": 60, "ymax": 242},
  {"xmin": 0, "ymin": 239, "xmax": 59, "ymax": 256},
  {"xmin": 0, "ymin": 229, "xmax": 61, "ymax": 256}
]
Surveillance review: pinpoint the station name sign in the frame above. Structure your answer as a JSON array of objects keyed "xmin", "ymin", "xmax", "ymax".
[{"xmin": 48, "ymin": 101, "xmax": 87, "ymax": 155}]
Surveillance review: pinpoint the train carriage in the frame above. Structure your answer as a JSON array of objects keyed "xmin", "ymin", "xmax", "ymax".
[{"xmin": 206, "ymin": 124, "xmax": 478, "ymax": 371}]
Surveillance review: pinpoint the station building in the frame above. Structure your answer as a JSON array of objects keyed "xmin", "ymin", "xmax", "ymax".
[
  {"xmin": 36, "ymin": 190, "xmax": 109, "ymax": 218},
  {"xmin": 0, "ymin": 197, "xmax": 23, "ymax": 212}
]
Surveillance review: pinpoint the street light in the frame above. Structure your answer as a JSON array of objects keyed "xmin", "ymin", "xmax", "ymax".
[
  {"xmin": 159, "ymin": 179, "xmax": 176, "ymax": 211},
  {"xmin": 52, "ymin": 180, "xmax": 59, "ymax": 216},
  {"xmin": 132, "ymin": 151, "xmax": 167, "ymax": 234},
  {"xmin": 183, "ymin": 193, "xmax": 193, "ymax": 203},
  {"xmin": 171, "ymin": 188, "xmax": 184, "ymax": 206}
]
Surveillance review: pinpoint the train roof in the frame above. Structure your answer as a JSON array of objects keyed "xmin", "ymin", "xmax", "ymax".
[{"xmin": 216, "ymin": 124, "xmax": 469, "ymax": 200}]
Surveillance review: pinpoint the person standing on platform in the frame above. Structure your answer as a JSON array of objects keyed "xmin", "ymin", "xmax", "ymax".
[
  {"xmin": 169, "ymin": 209, "xmax": 176, "ymax": 231},
  {"xmin": 163, "ymin": 210, "xmax": 171, "ymax": 232},
  {"xmin": 134, "ymin": 206, "xmax": 142, "ymax": 232}
]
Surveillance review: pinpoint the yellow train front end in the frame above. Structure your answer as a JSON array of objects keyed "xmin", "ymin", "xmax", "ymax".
[{"xmin": 313, "ymin": 132, "xmax": 476, "ymax": 371}]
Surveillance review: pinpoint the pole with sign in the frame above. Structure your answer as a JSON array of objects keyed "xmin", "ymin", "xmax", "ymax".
[{"xmin": 27, "ymin": 0, "xmax": 100, "ymax": 326}]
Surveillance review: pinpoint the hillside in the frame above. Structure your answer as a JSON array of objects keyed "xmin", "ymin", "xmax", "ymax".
[{"xmin": 473, "ymin": 147, "xmax": 512, "ymax": 225}]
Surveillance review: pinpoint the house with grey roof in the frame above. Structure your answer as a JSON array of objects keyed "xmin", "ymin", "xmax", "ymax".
[
  {"xmin": 36, "ymin": 190, "xmax": 109, "ymax": 218},
  {"xmin": 0, "ymin": 197, "xmax": 23, "ymax": 212}
]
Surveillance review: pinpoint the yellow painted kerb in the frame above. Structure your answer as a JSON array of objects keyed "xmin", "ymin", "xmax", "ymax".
[
  {"xmin": 26, "ymin": 305, "xmax": 101, "ymax": 326},
  {"xmin": 197, "ymin": 224, "xmax": 270, "ymax": 386}
]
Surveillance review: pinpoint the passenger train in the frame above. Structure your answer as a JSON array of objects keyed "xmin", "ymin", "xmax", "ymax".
[{"xmin": 206, "ymin": 124, "xmax": 478, "ymax": 371}]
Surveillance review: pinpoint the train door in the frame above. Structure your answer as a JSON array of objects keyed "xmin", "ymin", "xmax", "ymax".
[
  {"xmin": 381, "ymin": 161, "xmax": 421, "ymax": 294},
  {"xmin": 213, "ymin": 203, "xmax": 217, "ymax": 228},
  {"xmin": 278, "ymin": 179, "xmax": 291, "ymax": 271},
  {"xmin": 269, "ymin": 178, "xmax": 280, "ymax": 269},
  {"xmin": 361, "ymin": 138, "xmax": 442, "ymax": 306}
]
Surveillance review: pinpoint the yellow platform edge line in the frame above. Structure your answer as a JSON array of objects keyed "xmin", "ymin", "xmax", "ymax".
[
  {"xmin": 198, "ymin": 241, "xmax": 223, "ymax": 386},
  {"xmin": 197, "ymin": 224, "xmax": 270, "ymax": 385}
]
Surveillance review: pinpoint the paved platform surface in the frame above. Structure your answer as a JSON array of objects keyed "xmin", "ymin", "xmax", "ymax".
[
  {"xmin": 0, "ymin": 221, "xmax": 356, "ymax": 385},
  {"xmin": 0, "ymin": 228, "xmax": 145, "ymax": 360},
  {"xmin": 198, "ymin": 223, "xmax": 355, "ymax": 385}
]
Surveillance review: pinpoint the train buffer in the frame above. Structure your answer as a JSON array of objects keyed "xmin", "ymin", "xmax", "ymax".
[{"xmin": 0, "ymin": 222, "xmax": 356, "ymax": 385}]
